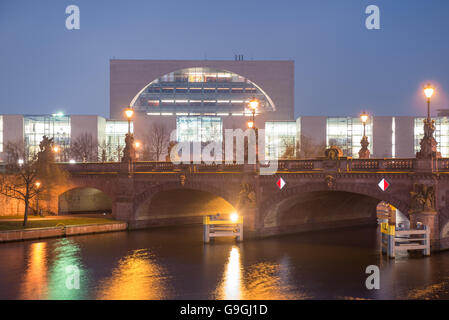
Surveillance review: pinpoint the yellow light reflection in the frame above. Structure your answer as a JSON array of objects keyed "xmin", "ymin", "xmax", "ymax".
[
  {"xmin": 96, "ymin": 249, "xmax": 167, "ymax": 300},
  {"xmin": 19, "ymin": 242, "xmax": 48, "ymax": 299},
  {"xmin": 221, "ymin": 246, "xmax": 242, "ymax": 300},
  {"xmin": 214, "ymin": 247, "xmax": 308, "ymax": 300}
]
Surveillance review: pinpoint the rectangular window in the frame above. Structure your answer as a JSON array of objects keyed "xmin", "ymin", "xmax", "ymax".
[
  {"xmin": 24, "ymin": 115, "xmax": 71, "ymax": 160},
  {"xmin": 265, "ymin": 121, "xmax": 297, "ymax": 160},
  {"xmin": 326, "ymin": 117, "xmax": 372, "ymax": 158},
  {"xmin": 176, "ymin": 116, "xmax": 222, "ymax": 143}
]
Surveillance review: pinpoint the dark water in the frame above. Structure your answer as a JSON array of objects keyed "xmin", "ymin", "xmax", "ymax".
[{"xmin": 0, "ymin": 225, "xmax": 449, "ymax": 300}]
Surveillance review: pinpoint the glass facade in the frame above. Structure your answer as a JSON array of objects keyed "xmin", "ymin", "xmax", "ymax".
[
  {"xmin": 265, "ymin": 121, "xmax": 297, "ymax": 159},
  {"xmin": 24, "ymin": 115, "xmax": 71, "ymax": 159},
  {"xmin": 414, "ymin": 117, "xmax": 449, "ymax": 157},
  {"xmin": 176, "ymin": 117, "xmax": 222, "ymax": 142},
  {"xmin": 326, "ymin": 117, "xmax": 373, "ymax": 158},
  {"xmin": 131, "ymin": 67, "xmax": 275, "ymax": 115},
  {"xmin": 104, "ymin": 120, "xmax": 133, "ymax": 161}
]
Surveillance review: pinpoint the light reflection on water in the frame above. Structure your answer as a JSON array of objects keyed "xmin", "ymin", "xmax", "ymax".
[
  {"xmin": 96, "ymin": 249, "xmax": 168, "ymax": 300},
  {"xmin": 213, "ymin": 246, "xmax": 307, "ymax": 300},
  {"xmin": 1, "ymin": 225, "xmax": 449, "ymax": 300},
  {"xmin": 19, "ymin": 242, "xmax": 48, "ymax": 299}
]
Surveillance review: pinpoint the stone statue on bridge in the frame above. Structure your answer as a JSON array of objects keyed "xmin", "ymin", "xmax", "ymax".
[
  {"xmin": 238, "ymin": 183, "xmax": 256, "ymax": 205},
  {"xmin": 325, "ymin": 146, "xmax": 343, "ymax": 160},
  {"xmin": 416, "ymin": 119, "xmax": 441, "ymax": 159},
  {"xmin": 409, "ymin": 183, "xmax": 436, "ymax": 214},
  {"xmin": 37, "ymin": 136, "xmax": 55, "ymax": 164},
  {"xmin": 121, "ymin": 133, "xmax": 136, "ymax": 163}
]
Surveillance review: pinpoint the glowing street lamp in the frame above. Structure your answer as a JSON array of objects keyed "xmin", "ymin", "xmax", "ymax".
[
  {"xmin": 230, "ymin": 213, "xmax": 239, "ymax": 223},
  {"xmin": 124, "ymin": 107, "xmax": 134, "ymax": 134},
  {"xmin": 248, "ymin": 98, "xmax": 259, "ymax": 111},
  {"xmin": 360, "ymin": 111, "xmax": 369, "ymax": 137},
  {"xmin": 134, "ymin": 141, "xmax": 141, "ymax": 148},
  {"xmin": 35, "ymin": 181, "xmax": 41, "ymax": 216},
  {"xmin": 247, "ymin": 98, "xmax": 259, "ymax": 163},
  {"xmin": 358, "ymin": 111, "xmax": 370, "ymax": 159},
  {"xmin": 417, "ymin": 83, "xmax": 439, "ymax": 159},
  {"xmin": 424, "ymin": 83, "xmax": 435, "ymax": 121},
  {"xmin": 53, "ymin": 146, "xmax": 60, "ymax": 153},
  {"xmin": 122, "ymin": 107, "xmax": 136, "ymax": 165}
]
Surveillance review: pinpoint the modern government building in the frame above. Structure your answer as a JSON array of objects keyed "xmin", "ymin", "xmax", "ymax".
[{"xmin": 0, "ymin": 59, "xmax": 448, "ymax": 162}]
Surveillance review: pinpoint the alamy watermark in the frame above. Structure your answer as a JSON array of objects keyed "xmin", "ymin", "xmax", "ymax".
[
  {"xmin": 365, "ymin": 265, "xmax": 380, "ymax": 290},
  {"xmin": 365, "ymin": 5, "xmax": 380, "ymax": 30},
  {"xmin": 65, "ymin": 5, "xmax": 80, "ymax": 30},
  {"xmin": 168, "ymin": 128, "xmax": 278, "ymax": 176},
  {"xmin": 65, "ymin": 265, "xmax": 80, "ymax": 290}
]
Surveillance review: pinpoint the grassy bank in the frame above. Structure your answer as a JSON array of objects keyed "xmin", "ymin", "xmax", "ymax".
[{"xmin": 0, "ymin": 217, "xmax": 120, "ymax": 231}]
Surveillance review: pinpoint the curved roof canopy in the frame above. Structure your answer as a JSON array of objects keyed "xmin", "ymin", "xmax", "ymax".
[{"xmin": 130, "ymin": 67, "xmax": 276, "ymax": 114}]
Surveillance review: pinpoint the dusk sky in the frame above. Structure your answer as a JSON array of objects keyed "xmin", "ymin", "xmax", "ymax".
[{"xmin": 1, "ymin": 0, "xmax": 449, "ymax": 118}]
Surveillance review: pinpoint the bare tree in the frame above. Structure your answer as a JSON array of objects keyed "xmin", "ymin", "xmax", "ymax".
[
  {"xmin": 0, "ymin": 136, "xmax": 68, "ymax": 226},
  {"xmin": 143, "ymin": 123, "xmax": 170, "ymax": 161},
  {"xmin": 3, "ymin": 140, "xmax": 26, "ymax": 165},
  {"xmin": 297, "ymin": 135, "xmax": 326, "ymax": 159},
  {"xmin": 69, "ymin": 133, "xmax": 98, "ymax": 162},
  {"xmin": 280, "ymin": 137, "xmax": 296, "ymax": 159}
]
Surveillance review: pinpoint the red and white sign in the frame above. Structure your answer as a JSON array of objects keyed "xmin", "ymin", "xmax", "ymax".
[
  {"xmin": 277, "ymin": 177, "xmax": 286, "ymax": 190},
  {"xmin": 378, "ymin": 178, "xmax": 390, "ymax": 191}
]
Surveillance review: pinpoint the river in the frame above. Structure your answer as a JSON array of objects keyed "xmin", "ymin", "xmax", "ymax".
[{"xmin": 0, "ymin": 225, "xmax": 448, "ymax": 300}]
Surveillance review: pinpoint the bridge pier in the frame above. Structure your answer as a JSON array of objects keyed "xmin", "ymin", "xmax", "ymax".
[
  {"xmin": 239, "ymin": 205, "xmax": 260, "ymax": 239},
  {"xmin": 409, "ymin": 211, "xmax": 440, "ymax": 250}
]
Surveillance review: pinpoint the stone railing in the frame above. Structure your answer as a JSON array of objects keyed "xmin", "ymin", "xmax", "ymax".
[{"xmin": 57, "ymin": 157, "xmax": 425, "ymax": 174}]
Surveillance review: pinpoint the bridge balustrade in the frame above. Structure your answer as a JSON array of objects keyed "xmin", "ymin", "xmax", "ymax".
[{"xmin": 57, "ymin": 158, "xmax": 449, "ymax": 174}]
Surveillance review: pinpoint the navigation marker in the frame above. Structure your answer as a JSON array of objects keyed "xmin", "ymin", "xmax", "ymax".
[
  {"xmin": 277, "ymin": 177, "xmax": 286, "ymax": 190},
  {"xmin": 378, "ymin": 178, "xmax": 390, "ymax": 192}
]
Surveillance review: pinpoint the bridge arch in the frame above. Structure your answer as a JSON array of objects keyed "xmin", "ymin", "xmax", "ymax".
[
  {"xmin": 134, "ymin": 181, "xmax": 238, "ymax": 222},
  {"xmin": 260, "ymin": 181, "xmax": 409, "ymax": 233},
  {"xmin": 58, "ymin": 187, "xmax": 112, "ymax": 215}
]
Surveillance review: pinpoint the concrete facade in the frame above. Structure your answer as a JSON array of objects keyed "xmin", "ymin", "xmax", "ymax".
[
  {"xmin": 110, "ymin": 59, "xmax": 295, "ymax": 122},
  {"xmin": 0, "ymin": 115, "xmax": 24, "ymax": 162},
  {"xmin": 372, "ymin": 116, "xmax": 392, "ymax": 158},
  {"xmin": 70, "ymin": 115, "xmax": 106, "ymax": 145}
]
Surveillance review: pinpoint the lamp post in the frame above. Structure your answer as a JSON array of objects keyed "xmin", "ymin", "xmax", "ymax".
[
  {"xmin": 35, "ymin": 181, "xmax": 41, "ymax": 216},
  {"xmin": 247, "ymin": 97, "xmax": 259, "ymax": 163},
  {"xmin": 52, "ymin": 145, "xmax": 60, "ymax": 162},
  {"xmin": 417, "ymin": 83, "xmax": 440, "ymax": 159},
  {"xmin": 424, "ymin": 84, "xmax": 434, "ymax": 122},
  {"xmin": 358, "ymin": 111, "xmax": 370, "ymax": 159},
  {"xmin": 125, "ymin": 107, "xmax": 134, "ymax": 135},
  {"xmin": 122, "ymin": 107, "xmax": 136, "ymax": 164}
]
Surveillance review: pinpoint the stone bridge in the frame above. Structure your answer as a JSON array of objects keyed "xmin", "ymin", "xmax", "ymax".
[{"xmin": 53, "ymin": 157, "xmax": 449, "ymax": 251}]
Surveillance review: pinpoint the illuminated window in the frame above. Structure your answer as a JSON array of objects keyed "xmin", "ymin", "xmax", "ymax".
[
  {"xmin": 265, "ymin": 121, "xmax": 297, "ymax": 160},
  {"xmin": 326, "ymin": 117, "xmax": 373, "ymax": 158},
  {"xmin": 176, "ymin": 117, "xmax": 222, "ymax": 142},
  {"xmin": 24, "ymin": 115, "xmax": 71, "ymax": 160},
  {"xmin": 131, "ymin": 67, "xmax": 275, "ymax": 115},
  {"xmin": 104, "ymin": 120, "xmax": 133, "ymax": 161}
]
